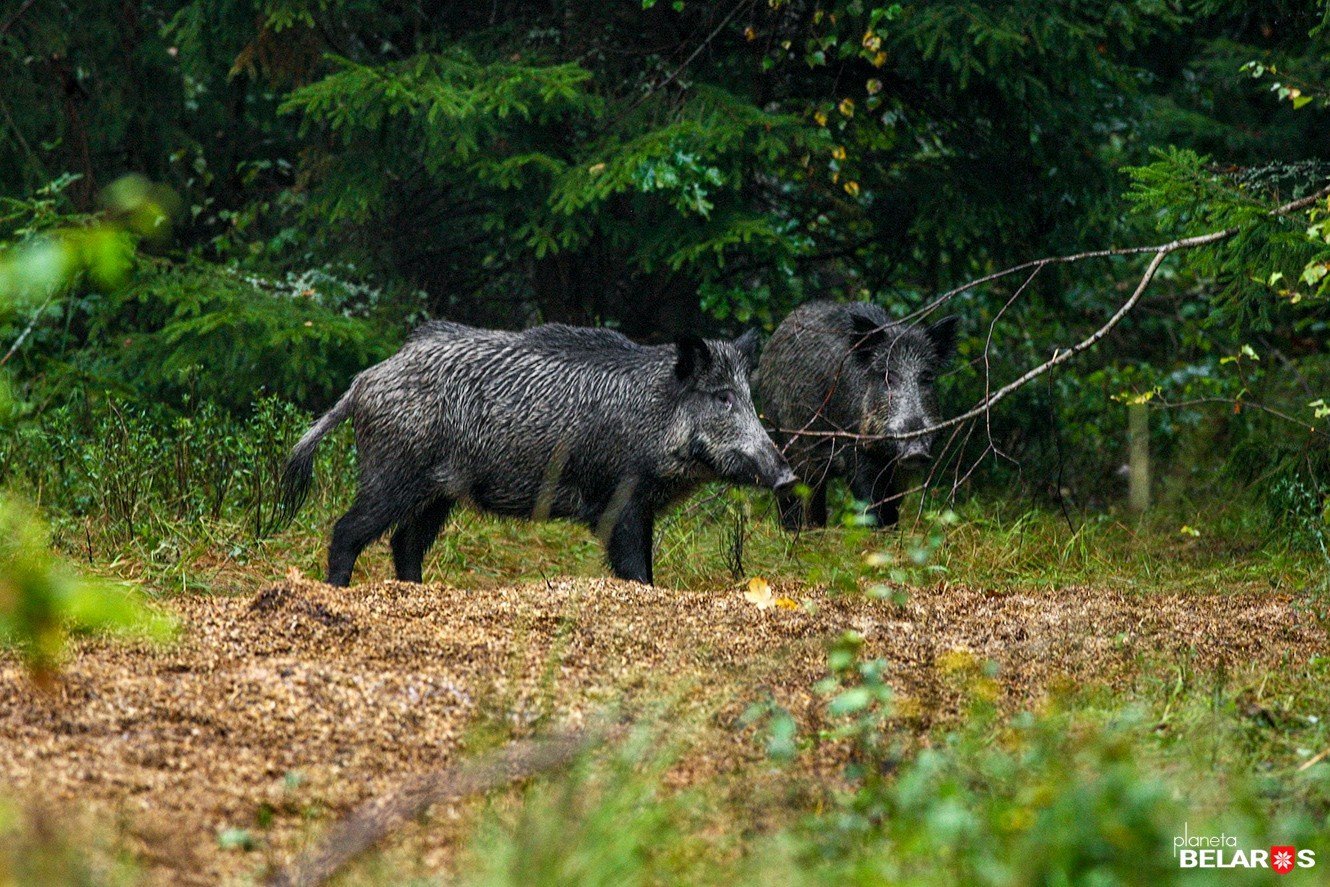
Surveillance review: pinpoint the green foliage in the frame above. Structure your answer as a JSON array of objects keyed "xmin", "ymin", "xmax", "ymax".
[
  {"xmin": 799, "ymin": 706, "xmax": 1329, "ymax": 886},
  {"xmin": 459, "ymin": 748, "xmax": 714, "ymax": 887},
  {"xmin": 448, "ymin": 684, "xmax": 1330, "ymax": 887},
  {"xmin": 737, "ymin": 591, "xmax": 1330, "ymax": 885},
  {"xmin": 815, "ymin": 631, "xmax": 899, "ymax": 787},
  {"xmin": 1, "ymin": 395, "xmax": 349, "ymax": 550},
  {"xmin": 0, "ymin": 495, "xmax": 175, "ymax": 676},
  {"xmin": 1265, "ymin": 466, "xmax": 1330, "ymax": 555},
  {"xmin": 3, "ymin": 0, "xmax": 1328, "ymax": 514},
  {"xmin": 281, "ymin": 48, "xmax": 816, "ymax": 308},
  {"xmin": 3, "ymin": 5, "xmax": 1330, "ymax": 877},
  {"xmin": 1126, "ymin": 146, "xmax": 1329, "ymax": 327},
  {"xmin": 0, "ymin": 802, "xmax": 140, "ymax": 886},
  {"xmin": 0, "ymin": 174, "xmax": 169, "ymax": 306},
  {"xmin": 0, "ymin": 172, "xmax": 180, "ymax": 677},
  {"xmin": 46, "ymin": 261, "xmax": 399, "ymax": 410},
  {"xmin": 1, "ymin": 175, "xmax": 402, "ymax": 413}
]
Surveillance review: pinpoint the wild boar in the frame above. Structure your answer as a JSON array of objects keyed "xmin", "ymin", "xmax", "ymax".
[
  {"xmin": 756, "ymin": 301, "xmax": 957, "ymax": 529},
  {"xmin": 282, "ymin": 321, "xmax": 796, "ymax": 585}
]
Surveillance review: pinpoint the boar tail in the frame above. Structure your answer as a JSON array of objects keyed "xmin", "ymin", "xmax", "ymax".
[{"xmin": 279, "ymin": 387, "xmax": 355, "ymax": 524}]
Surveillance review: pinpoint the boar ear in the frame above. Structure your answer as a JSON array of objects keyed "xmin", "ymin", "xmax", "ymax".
[
  {"xmin": 732, "ymin": 329, "xmax": 760, "ymax": 374},
  {"xmin": 674, "ymin": 335, "xmax": 713, "ymax": 382},
  {"xmin": 926, "ymin": 315, "xmax": 959, "ymax": 363},
  {"xmin": 849, "ymin": 312, "xmax": 885, "ymax": 361}
]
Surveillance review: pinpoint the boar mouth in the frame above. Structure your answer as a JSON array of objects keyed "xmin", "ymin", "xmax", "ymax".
[
  {"xmin": 746, "ymin": 453, "xmax": 798, "ymax": 491},
  {"xmin": 705, "ymin": 449, "xmax": 795, "ymax": 490}
]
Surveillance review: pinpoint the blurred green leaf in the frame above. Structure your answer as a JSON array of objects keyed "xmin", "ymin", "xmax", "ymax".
[{"xmin": 0, "ymin": 495, "xmax": 176, "ymax": 677}]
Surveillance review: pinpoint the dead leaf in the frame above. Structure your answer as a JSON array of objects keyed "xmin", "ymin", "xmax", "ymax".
[{"xmin": 744, "ymin": 577, "xmax": 773, "ymax": 609}]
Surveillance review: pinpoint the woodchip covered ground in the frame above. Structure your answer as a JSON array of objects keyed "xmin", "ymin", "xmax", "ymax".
[{"xmin": 0, "ymin": 576, "xmax": 1323, "ymax": 883}]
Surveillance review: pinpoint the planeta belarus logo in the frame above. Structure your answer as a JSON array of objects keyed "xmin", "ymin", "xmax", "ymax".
[{"xmin": 1173, "ymin": 825, "xmax": 1316, "ymax": 872}]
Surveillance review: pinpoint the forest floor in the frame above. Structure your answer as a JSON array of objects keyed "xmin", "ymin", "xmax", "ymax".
[{"xmin": 0, "ymin": 573, "xmax": 1323, "ymax": 884}]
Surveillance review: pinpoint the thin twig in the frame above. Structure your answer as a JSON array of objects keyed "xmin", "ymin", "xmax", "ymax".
[
  {"xmin": 266, "ymin": 728, "xmax": 605, "ymax": 887},
  {"xmin": 0, "ymin": 0, "xmax": 37, "ymax": 35},
  {"xmin": 900, "ymin": 182, "xmax": 1330, "ymax": 325},
  {"xmin": 982, "ymin": 266, "xmax": 1041, "ymax": 465},
  {"xmin": 1298, "ymin": 745, "xmax": 1330, "ymax": 772},
  {"xmin": 609, "ymin": 0, "xmax": 752, "ymax": 127},
  {"xmin": 1153, "ymin": 396, "xmax": 1329, "ymax": 440},
  {"xmin": 0, "ymin": 293, "xmax": 55, "ymax": 367}
]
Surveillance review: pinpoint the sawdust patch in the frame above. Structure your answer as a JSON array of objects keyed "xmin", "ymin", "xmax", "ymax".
[{"xmin": 0, "ymin": 578, "xmax": 1322, "ymax": 883}]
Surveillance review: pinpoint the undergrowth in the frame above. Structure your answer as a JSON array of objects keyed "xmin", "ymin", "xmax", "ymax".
[
  {"xmin": 352, "ymin": 646, "xmax": 1330, "ymax": 886},
  {"xmin": 2, "ymin": 394, "xmax": 1325, "ymax": 598}
]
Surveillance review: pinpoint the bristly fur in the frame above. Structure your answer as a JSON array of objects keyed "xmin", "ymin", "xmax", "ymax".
[
  {"xmin": 756, "ymin": 301, "xmax": 956, "ymax": 531},
  {"xmin": 283, "ymin": 320, "xmax": 793, "ymax": 586},
  {"xmin": 278, "ymin": 388, "xmax": 355, "ymax": 527}
]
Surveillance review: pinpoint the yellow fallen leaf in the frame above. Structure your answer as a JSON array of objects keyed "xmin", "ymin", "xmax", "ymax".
[
  {"xmin": 775, "ymin": 596, "xmax": 799, "ymax": 611},
  {"xmin": 744, "ymin": 577, "xmax": 773, "ymax": 609}
]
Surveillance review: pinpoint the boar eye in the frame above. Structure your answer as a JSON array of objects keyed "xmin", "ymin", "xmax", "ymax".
[{"xmin": 714, "ymin": 390, "xmax": 736, "ymax": 410}]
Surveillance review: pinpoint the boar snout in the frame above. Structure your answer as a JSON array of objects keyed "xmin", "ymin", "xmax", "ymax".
[
  {"xmin": 747, "ymin": 446, "xmax": 797, "ymax": 491},
  {"xmin": 897, "ymin": 438, "xmax": 932, "ymax": 469},
  {"xmin": 770, "ymin": 462, "xmax": 799, "ymax": 492}
]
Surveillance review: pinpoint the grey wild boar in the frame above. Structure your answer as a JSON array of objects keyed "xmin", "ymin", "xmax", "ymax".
[
  {"xmin": 755, "ymin": 301, "xmax": 957, "ymax": 530},
  {"xmin": 281, "ymin": 321, "xmax": 796, "ymax": 585}
]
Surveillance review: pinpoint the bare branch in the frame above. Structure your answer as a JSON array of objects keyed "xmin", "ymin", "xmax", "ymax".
[
  {"xmin": 265, "ymin": 728, "xmax": 605, "ymax": 887},
  {"xmin": 901, "ymin": 181, "xmax": 1330, "ymax": 325},
  {"xmin": 781, "ymin": 181, "xmax": 1330, "ymax": 446},
  {"xmin": 0, "ymin": 0, "xmax": 37, "ymax": 35},
  {"xmin": 1152, "ymin": 396, "xmax": 1329, "ymax": 441}
]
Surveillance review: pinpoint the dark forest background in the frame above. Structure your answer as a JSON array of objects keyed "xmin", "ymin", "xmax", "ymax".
[{"xmin": 2, "ymin": 0, "xmax": 1328, "ymax": 537}]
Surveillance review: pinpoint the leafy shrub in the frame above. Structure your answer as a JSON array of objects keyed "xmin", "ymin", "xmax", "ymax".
[
  {"xmin": 787, "ymin": 703, "xmax": 1327, "ymax": 886},
  {"xmin": 459, "ymin": 748, "xmax": 718, "ymax": 887},
  {"xmin": 10, "ymin": 260, "xmax": 401, "ymax": 413},
  {"xmin": 1266, "ymin": 471, "xmax": 1329, "ymax": 554},
  {"xmin": 0, "ymin": 494, "xmax": 174, "ymax": 677}
]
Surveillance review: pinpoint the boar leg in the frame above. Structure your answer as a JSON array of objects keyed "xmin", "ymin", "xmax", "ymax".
[
  {"xmin": 390, "ymin": 495, "xmax": 455, "ymax": 583},
  {"xmin": 777, "ymin": 479, "xmax": 828, "ymax": 531},
  {"xmin": 327, "ymin": 492, "xmax": 404, "ymax": 586},
  {"xmin": 806, "ymin": 481, "xmax": 829, "ymax": 527},
  {"xmin": 849, "ymin": 455, "xmax": 899, "ymax": 528},
  {"xmin": 606, "ymin": 500, "xmax": 655, "ymax": 584},
  {"xmin": 776, "ymin": 490, "xmax": 804, "ymax": 531}
]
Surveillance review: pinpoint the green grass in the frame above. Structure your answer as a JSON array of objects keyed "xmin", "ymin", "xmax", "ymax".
[
  {"xmin": 7, "ymin": 393, "xmax": 1323, "ymax": 598},
  {"xmin": 315, "ymin": 650, "xmax": 1330, "ymax": 887},
  {"xmin": 44, "ymin": 477, "xmax": 1326, "ymax": 601},
  {"xmin": 266, "ymin": 489, "xmax": 1323, "ymax": 598}
]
